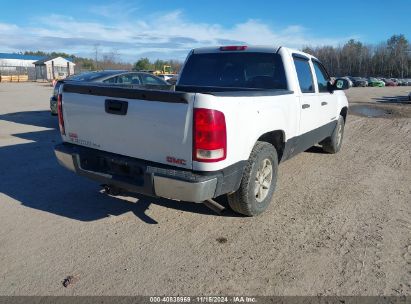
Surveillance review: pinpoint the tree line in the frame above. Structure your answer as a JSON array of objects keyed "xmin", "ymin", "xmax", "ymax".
[
  {"xmin": 133, "ymin": 58, "xmax": 182, "ymax": 73},
  {"xmin": 23, "ymin": 51, "xmax": 182, "ymax": 73},
  {"xmin": 24, "ymin": 51, "xmax": 97, "ymax": 70},
  {"xmin": 23, "ymin": 50, "xmax": 133, "ymax": 71},
  {"xmin": 303, "ymin": 34, "xmax": 410, "ymax": 78}
]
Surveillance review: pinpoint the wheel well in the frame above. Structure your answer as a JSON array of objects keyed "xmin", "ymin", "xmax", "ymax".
[
  {"xmin": 340, "ymin": 107, "xmax": 348, "ymax": 122},
  {"xmin": 257, "ymin": 130, "xmax": 285, "ymax": 161}
]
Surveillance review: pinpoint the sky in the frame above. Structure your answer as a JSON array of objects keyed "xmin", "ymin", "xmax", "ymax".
[{"xmin": 0, "ymin": 0, "xmax": 410, "ymax": 62}]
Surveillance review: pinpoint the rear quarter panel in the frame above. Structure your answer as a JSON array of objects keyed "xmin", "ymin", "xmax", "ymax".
[{"xmin": 193, "ymin": 93, "xmax": 299, "ymax": 171}]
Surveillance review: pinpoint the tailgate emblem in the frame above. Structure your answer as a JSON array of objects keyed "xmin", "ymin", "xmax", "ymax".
[
  {"xmin": 166, "ymin": 156, "xmax": 186, "ymax": 166},
  {"xmin": 68, "ymin": 132, "xmax": 78, "ymax": 139}
]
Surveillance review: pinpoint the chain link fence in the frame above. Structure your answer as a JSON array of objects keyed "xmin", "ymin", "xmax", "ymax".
[
  {"xmin": 0, "ymin": 65, "xmax": 80, "ymax": 82},
  {"xmin": 0, "ymin": 66, "xmax": 36, "ymax": 82}
]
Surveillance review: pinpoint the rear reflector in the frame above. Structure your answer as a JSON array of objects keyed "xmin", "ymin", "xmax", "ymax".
[
  {"xmin": 57, "ymin": 93, "xmax": 65, "ymax": 135},
  {"xmin": 193, "ymin": 108, "xmax": 227, "ymax": 163},
  {"xmin": 220, "ymin": 46, "xmax": 247, "ymax": 51}
]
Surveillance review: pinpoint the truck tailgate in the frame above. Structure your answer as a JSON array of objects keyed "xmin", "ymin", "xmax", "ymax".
[{"xmin": 61, "ymin": 83, "xmax": 194, "ymax": 169}]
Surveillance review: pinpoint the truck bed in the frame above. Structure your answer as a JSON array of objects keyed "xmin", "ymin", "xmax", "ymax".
[{"xmin": 61, "ymin": 82, "xmax": 196, "ymax": 169}]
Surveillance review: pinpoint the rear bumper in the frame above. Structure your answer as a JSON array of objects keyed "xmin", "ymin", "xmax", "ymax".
[{"xmin": 54, "ymin": 143, "xmax": 245, "ymax": 202}]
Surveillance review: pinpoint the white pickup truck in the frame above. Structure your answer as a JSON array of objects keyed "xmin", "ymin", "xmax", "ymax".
[{"xmin": 55, "ymin": 46, "xmax": 349, "ymax": 216}]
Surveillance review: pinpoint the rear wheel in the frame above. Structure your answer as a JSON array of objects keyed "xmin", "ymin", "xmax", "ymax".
[
  {"xmin": 227, "ymin": 141, "xmax": 278, "ymax": 216},
  {"xmin": 322, "ymin": 115, "xmax": 345, "ymax": 154}
]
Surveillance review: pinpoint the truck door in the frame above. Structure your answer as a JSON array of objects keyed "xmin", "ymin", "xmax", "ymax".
[
  {"xmin": 289, "ymin": 54, "xmax": 325, "ymax": 154},
  {"xmin": 293, "ymin": 55, "xmax": 322, "ymax": 136},
  {"xmin": 312, "ymin": 60, "xmax": 338, "ymax": 126}
]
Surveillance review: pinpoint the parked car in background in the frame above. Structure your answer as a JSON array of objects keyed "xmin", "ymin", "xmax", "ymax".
[
  {"xmin": 342, "ymin": 76, "xmax": 353, "ymax": 87},
  {"xmin": 400, "ymin": 79, "xmax": 408, "ymax": 86},
  {"xmin": 382, "ymin": 78, "xmax": 397, "ymax": 86},
  {"xmin": 389, "ymin": 78, "xmax": 401, "ymax": 86},
  {"xmin": 100, "ymin": 71, "xmax": 169, "ymax": 86},
  {"xmin": 50, "ymin": 71, "xmax": 170, "ymax": 115},
  {"xmin": 349, "ymin": 77, "xmax": 368, "ymax": 87},
  {"xmin": 397, "ymin": 79, "xmax": 410, "ymax": 86},
  {"xmin": 367, "ymin": 77, "xmax": 385, "ymax": 87}
]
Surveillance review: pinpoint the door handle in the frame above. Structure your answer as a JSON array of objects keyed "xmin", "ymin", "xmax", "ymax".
[
  {"xmin": 302, "ymin": 104, "xmax": 310, "ymax": 109},
  {"xmin": 105, "ymin": 99, "xmax": 128, "ymax": 115},
  {"xmin": 321, "ymin": 101, "xmax": 328, "ymax": 106}
]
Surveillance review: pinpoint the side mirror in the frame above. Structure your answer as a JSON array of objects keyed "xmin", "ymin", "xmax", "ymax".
[{"xmin": 329, "ymin": 78, "xmax": 350, "ymax": 92}]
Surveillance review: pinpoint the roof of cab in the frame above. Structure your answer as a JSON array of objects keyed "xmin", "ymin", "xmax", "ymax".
[
  {"xmin": 192, "ymin": 46, "xmax": 280, "ymax": 54},
  {"xmin": 191, "ymin": 45, "xmax": 319, "ymax": 61}
]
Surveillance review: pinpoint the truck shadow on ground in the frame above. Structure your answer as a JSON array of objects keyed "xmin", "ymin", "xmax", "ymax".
[
  {"xmin": 0, "ymin": 111, "xmax": 234, "ymax": 225},
  {"xmin": 304, "ymin": 146, "xmax": 327, "ymax": 154},
  {"xmin": 372, "ymin": 95, "xmax": 411, "ymax": 104},
  {"xmin": 0, "ymin": 110, "xmax": 58, "ymax": 129}
]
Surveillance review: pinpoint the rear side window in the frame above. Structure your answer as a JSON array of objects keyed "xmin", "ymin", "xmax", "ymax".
[
  {"xmin": 119, "ymin": 74, "xmax": 141, "ymax": 85},
  {"xmin": 70, "ymin": 71, "xmax": 124, "ymax": 82},
  {"xmin": 103, "ymin": 74, "xmax": 143, "ymax": 85},
  {"xmin": 179, "ymin": 52, "xmax": 287, "ymax": 90},
  {"xmin": 140, "ymin": 74, "xmax": 165, "ymax": 85},
  {"xmin": 293, "ymin": 57, "xmax": 314, "ymax": 93},
  {"xmin": 103, "ymin": 76, "xmax": 117, "ymax": 84},
  {"xmin": 312, "ymin": 61, "xmax": 330, "ymax": 93}
]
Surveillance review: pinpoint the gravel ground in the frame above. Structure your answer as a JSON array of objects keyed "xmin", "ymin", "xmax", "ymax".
[{"xmin": 0, "ymin": 83, "xmax": 410, "ymax": 296}]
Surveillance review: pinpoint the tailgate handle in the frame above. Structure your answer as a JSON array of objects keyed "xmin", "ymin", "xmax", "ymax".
[{"xmin": 105, "ymin": 99, "xmax": 128, "ymax": 115}]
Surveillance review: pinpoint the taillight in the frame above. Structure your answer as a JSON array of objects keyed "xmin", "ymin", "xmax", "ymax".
[
  {"xmin": 57, "ymin": 93, "xmax": 65, "ymax": 135},
  {"xmin": 220, "ymin": 46, "xmax": 247, "ymax": 51},
  {"xmin": 193, "ymin": 108, "xmax": 226, "ymax": 162}
]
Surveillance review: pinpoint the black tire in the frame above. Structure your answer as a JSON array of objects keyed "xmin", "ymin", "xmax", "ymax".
[
  {"xmin": 322, "ymin": 115, "xmax": 345, "ymax": 154},
  {"xmin": 227, "ymin": 141, "xmax": 278, "ymax": 216}
]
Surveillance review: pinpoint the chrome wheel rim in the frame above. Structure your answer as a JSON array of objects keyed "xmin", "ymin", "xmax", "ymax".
[{"xmin": 254, "ymin": 159, "xmax": 273, "ymax": 203}]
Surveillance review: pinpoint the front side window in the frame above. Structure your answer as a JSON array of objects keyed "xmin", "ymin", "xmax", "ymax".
[
  {"xmin": 293, "ymin": 57, "xmax": 314, "ymax": 93},
  {"xmin": 312, "ymin": 61, "xmax": 330, "ymax": 93}
]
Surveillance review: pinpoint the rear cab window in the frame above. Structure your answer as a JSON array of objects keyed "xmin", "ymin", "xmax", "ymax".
[
  {"xmin": 293, "ymin": 55, "xmax": 314, "ymax": 93},
  {"xmin": 178, "ymin": 52, "xmax": 288, "ymax": 91}
]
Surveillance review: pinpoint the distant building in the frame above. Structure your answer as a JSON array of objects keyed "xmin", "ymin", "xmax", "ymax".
[
  {"xmin": 0, "ymin": 53, "xmax": 45, "ymax": 81},
  {"xmin": 34, "ymin": 57, "xmax": 76, "ymax": 80},
  {"xmin": 0, "ymin": 53, "xmax": 76, "ymax": 81},
  {"xmin": 0, "ymin": 53, "xmax": 45, "ymax": 68}
]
